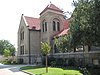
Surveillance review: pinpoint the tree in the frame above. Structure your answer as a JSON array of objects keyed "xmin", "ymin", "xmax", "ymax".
[
  {"xmin": 0, "ymin": 40, "xmax": 15, "ymax": 56},
  {"xmin": 3, "ymin": 49, "xmax": 11, "ymax": 57},
  {"xmin": 70, "ymin": 0, "xmax": 99, "ymax": 51},
  {"xmin": 54, "ymin": 35, "xmax": 71, "ymax": 53},
  {"xmin": 89, "ymin": 0, "xmax": 100, "ymax": 46},
  {"xmin": 41, "ymin": 42, "xmax": 51, "ymax": 73}
]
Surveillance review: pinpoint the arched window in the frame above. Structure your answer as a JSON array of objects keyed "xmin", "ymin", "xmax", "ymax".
[
  {"xmin": 53, "ymin": 21, "xmax": 56, "ymax": 31},
  {"xmin": 52, "ymin": 18, "xmax": 60, "ymax": 31},
  {"xmin": 20, "ymin": 27, "xmax": 24, "ymax": 40},
  {"xmin": 42, "ymin": 23, "xmax": 44, "ymax": 32},
  {"xmin": 42, "ymin": 20, "xmax": 47, "ymax": 32},
  {"xmin": 57, "ymin": 22, "xmax": 60, "ymax": 31},
  {"xmin": 45, "ymin": 22, "xmax": 47, "ymax": 31}
]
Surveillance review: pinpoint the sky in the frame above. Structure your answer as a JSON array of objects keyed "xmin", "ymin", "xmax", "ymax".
[{"xmin": 0, "ymin": 0, "xmax": 75, "ymax": 49}]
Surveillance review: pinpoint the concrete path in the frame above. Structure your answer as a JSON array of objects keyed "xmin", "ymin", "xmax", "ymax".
[{"xmin": 0, "ymin": 63, "xmax": 29, "ymax": 75}]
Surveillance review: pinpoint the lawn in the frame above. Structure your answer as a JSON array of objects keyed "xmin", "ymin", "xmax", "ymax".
[{"xmin": 20, "ymin": 66, "xmax": 83, "ymax": 75}]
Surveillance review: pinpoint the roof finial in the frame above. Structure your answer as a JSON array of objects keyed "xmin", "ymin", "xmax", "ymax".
[{"xmin": 50, "ymin": 1, "xmax": 52, "ymax": 4}]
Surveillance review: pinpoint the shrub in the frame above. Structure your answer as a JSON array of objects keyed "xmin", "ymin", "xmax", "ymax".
[
  {"xmin": 11, "ymin": 60, "xmax": 18, "ymax": 64},
  {"xmin": 56, "ymin": 58, "xmax": 65, "ymax": 67},
  {"xmin": 2, "ymin": 59, "xmax": 11, "ymax": 64},
  {"xmin": 68, "ymin": 58, "xmax": 77, "ymax": 66},
  {"xmin": 1, "ymin": 59, "xmax": 18, "ymax": 65},
  {"xmin": 79, "ymin": 67, "xmax": 90, "ymax": 75},
  {"xmin": 50, "ymin": 61, "xmax": 56, "ymax": 67}
]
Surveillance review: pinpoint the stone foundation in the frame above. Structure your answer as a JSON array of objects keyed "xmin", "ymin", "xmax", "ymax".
[
  {"xmin": 51, "ymin": 51, "xmax": 100, "ymax": 66},
  {"xmin": 17, "ymin": 55, "xmax": 42, "ymax": 65}
]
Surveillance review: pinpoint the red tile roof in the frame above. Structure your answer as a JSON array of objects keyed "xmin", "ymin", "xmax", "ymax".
[
  {"xmin": 40, "ymin": 3, "xmax": 63, "ymax": 15},
  {"xmin": 57, "ymin": 28, "xmax": 69, "ymax": 36},
  {"xmin": 24, "ymin": 15, "xmax": 69, "ymax": 36},
  {"xmin": 54, "ymin": 19, "xmax": 69, "ymax": 37},
  {"xmin": 64, "ymin": 19, "xmax": 69, "ymax": 29},
  {"xmin": 24, "ymin": 16, "xmax": 40, "ymax": 30}
]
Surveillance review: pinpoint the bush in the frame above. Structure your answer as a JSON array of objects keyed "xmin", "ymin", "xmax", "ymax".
[
  {"xmin": 68, "ymin": 58, "xmax": 77, "ymax": 66},
  {"xmin": 50, "ymin": 61, "xmax": 56, "ymax": 67},
  {"xmin": 2, "ymin": 59, "xmax": 11, "ymax": 64},
  {"xmin": 11, "ymin": 60, "xmax": 18, "ymax": 64},
  {"xmin": 56, "ymin": 58, "xmax": 65, "ymax": 67},
  {"xmin": 1, "ymin": 59, "xmax": 18, "ymax": 65},
  {"xmin": 42, "ymin": 57, "xmax": 83, "ymax": 68},
  {"xmin": 79, "ymin": 67, "xmax": 90, "ymax": 75},
  {"xmin": 42, "ymin": 56, "xmax": 56, "ymax": 66}
]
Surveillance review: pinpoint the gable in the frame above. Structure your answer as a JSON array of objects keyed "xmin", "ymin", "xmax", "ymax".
[
  {"xmin": 40, "ymin": 3, "xmax": 63, "ymax": 15},
  {"xmin": 18, "ymin": 14, "xmax": 28, "ymax": 33}
]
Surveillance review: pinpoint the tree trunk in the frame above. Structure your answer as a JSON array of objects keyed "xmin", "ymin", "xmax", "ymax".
[
  {"xmin": 74, "ymin": 47, "xmax": 76, "ymax": 52},
  {"xmin": 88, "ymin": 45, "xmax": 91, "ymax": 52},
  {"xmin": 46, "ymin": 55, "xmax": 48, "ymax": 73},
  {"xmin": 83, "ymin": 45, "xmax": 85, "ymax": 52},
  {"xmin": 83, "ymin": 45, "xmax": 85, "ymax": 67}
]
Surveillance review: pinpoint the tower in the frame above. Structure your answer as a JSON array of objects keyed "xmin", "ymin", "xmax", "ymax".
[{"xmin": 40, "ymin": 3, "xmax": 65, "ymax": 44}]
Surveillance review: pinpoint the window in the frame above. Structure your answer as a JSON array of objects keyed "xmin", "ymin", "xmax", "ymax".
[
  {"xmin": 20, "ymin": 31, "xmax": 24, "ymax": 40},
  {"xmin": 52, "ymin": 19, "xmax": 60, "ymax": 31},
  {"xmin": 53, "ymin": 21, "xmax": 56, "ymax": 31},
  {"xmin": 42, "ymin": 20, "xmax": 47, "ymax": 32},
  {"xmin": 45, "ymin": 22, "xmax": 47, "ymax": 31},
  {"xmin": 20, "ymin": 45, "xmax": 24, "ymax": 55},
  {"xmin": 42, "ymin": 24, "xmax": 44, "ymax": 32},
  {"xmin": 57, "ymin": 22, "xmax": 60, "ymax": 31},
  {"xmin": 20, "ymin": 33, "xmax": 22, "ymax": 40},
  {"xmin": 22, "ymin": 32, "xmax": 24, "ymax": 39}
]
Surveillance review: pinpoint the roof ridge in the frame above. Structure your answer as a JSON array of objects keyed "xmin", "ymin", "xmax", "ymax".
[
  {"xmin": 48, "ymin": 3, "xmax": 61, "ymax": 10},
  {"xmin": 24, "ymin": 16, "xmax": 39, "ymax": 19},
  {"xmin": 40, "ymin": 3, "xmax": 63, "ymax": 15}
]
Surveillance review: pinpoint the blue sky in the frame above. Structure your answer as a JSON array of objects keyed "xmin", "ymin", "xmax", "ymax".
[{"xmin": 0, "ymin": 0, "xmax": 74, "ymax": 49}]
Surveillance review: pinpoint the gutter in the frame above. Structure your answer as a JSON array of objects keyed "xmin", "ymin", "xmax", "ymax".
[{"xmin": 29, "ymin": 30, "xmax": 31, "ymax": 64}]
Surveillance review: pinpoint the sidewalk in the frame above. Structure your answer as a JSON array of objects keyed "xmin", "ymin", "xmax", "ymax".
[{"xmin": 0, "ymin": 65, "xmax": 29, "ymax": 75}]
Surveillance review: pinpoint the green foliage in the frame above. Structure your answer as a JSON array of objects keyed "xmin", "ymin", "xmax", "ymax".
[
  {"xmin": 1, "ymin": 59, "xmax": 11, "ymax": 64},
  {"xmin": 79, "ymin": 67, "xmax": 91, "ymax": 75},
  {"xmin": 68, "ymin": 58, "xmax": 77, "ymax": 66},
  {"xmin": 0, "ymin": 40, "xmax": 15, "ymax": 55},
  {"xmin": 1, "ymin": 59, "xmax": 17, "ymax": 64},
  {"xmin": 54, "ymin": 35, "xmax": 71, "ymax": 53},
  {"xmin": 90, "ymin": 0, "xmax": 100, "ymax": 46},
  {"xmin": 3, "ymin": 49, "xmax": 11, "ymax": 57},
  {"xmin": 52, "ymin": 0, "xmax": 100, "ymax": 52},
  {"xmin": 50, "ymin": 61, "xmax": 56, "ymax": 67},
  {"xmin": 48, "ymin": 0, "xmax": 100, "ymax": 52},
  {"xmin": 43, "ymin": 57, "xmax": 80, "ymax": 67},
  {"xmin": 70, "ymin": 0, "xmax": 90, "ymax": 46},
  {"xmin": 70, "ymin": 0, "xmax": 100, "ymax": 49},
  {"xmin": 41, "ymin": 42, "xmax": 51, "ymax": 55},
  {"xmin": 41, "ymin": 42, "xmax": 51, "ymax": 73}
]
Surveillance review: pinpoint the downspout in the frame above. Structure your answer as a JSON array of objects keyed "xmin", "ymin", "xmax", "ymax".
[{"xmin": 29, "ymin": 30, "xmax": 31, "ymax": 64}]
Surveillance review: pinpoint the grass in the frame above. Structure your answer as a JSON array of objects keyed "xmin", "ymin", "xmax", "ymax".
[{"xmin": 20, "ymin": 66, "xmax": 83, "ymax": 75}]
